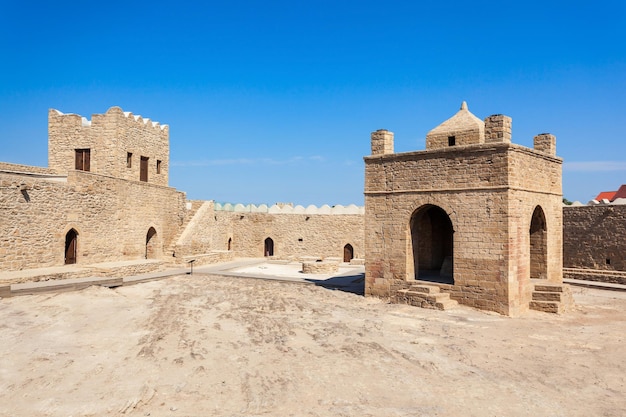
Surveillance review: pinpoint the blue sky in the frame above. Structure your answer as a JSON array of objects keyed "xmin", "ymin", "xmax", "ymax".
[{"xmin": 1, "ymin": 0, "xmax": 624, "ymax": 205}]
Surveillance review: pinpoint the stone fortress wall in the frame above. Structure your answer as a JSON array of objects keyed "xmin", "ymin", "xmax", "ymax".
[
  {"xmin": 170, "ymin": 201, "xmax": 364, "ymax": 264},
  {"xmin": 0, "ymin": 168, "xmax": 187, "ymax": 271},
  {"xmin": 563, "ymin": 200, "xmax": 626, "ymax": 285},
  {"xmin": 1, "ymin": 105, "xmax": 623, "ymax": 311},
  {"xmin": 1, "ymin": 107, "xmax": 365, "ymax": 276}
]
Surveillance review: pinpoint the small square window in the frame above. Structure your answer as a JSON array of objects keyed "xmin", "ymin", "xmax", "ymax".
[
  {"xmin": 156, "ymin": 160, "xmax": 162, "ymax": 174},
  {"xmin": 606, "ymin": 258, "xmax": 611, "ymax": 265},
  {"xmin": 127, "ymin": 152, "xmax": 132, "ymax": 168},
  {"xmin": 448, "ymin": 136, "xmax": 456, "ymax": 146}
]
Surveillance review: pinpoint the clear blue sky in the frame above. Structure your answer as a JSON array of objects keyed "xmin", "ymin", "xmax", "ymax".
[{"xmin": 1, "ymin": 1, "xmax": 624, "ymax": 205}]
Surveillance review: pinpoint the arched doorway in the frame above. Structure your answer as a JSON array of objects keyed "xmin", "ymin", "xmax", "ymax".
[
  {"xmin": 530, "ymin": 206, "xmax": 547, "ymax": 279},
  {"xmin": 410, "ymin": 205, "xmax": 454, "ymax": 284},
  {"xmin": 227, "ymin": 237, "xmax": 232, "ymax": 251},
  {"xmin": 343, "ymin": 244, "xmax": 354, "ymax": 263},
  {"xmin": 65, "ymin": 229, "xmax": 78, "ymax": 265},
  {"xmin": 146, "ymin": 227, "xmax": 158, "ymax": 259},
  {"xmin": 264, "ymin": 237, "xmax": 274, "ymax": 257}
]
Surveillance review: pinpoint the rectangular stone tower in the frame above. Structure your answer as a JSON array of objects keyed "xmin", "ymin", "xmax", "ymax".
[
  {"xmin": 48, "ymin": 106, "xmax": 169, "ymax": 186},
  {"xmin": 364, "ymin": 102, "xmax": 564, "ymax": 316}
]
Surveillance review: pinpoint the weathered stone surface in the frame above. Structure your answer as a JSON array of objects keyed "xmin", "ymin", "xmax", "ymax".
[
  {"xmin": 0, "ymin": 107, "xmax": 365, "ymax": 282},
  {"xmin": 563, "ymin": 204, "xmax": 626, "ymax": 273},
  {"xmin": 302, "ymin": 261, "xmax": 339, "ymax": 274},
  {"xmin": 364, "ymin": 102, "xmax": 564, "ymax": 316}
]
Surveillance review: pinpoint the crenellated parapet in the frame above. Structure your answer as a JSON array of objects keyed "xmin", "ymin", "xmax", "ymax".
[
  {"xmin": 214, "ymin": 202, "xmax": 365, "ymax": 215},
  {"xmin": 568, "ymin": 198, "xmax": 626, "ymax": 206},
  {"xmin": 48, "ymin": 107, "xmax": 169, "ymax": 186}
]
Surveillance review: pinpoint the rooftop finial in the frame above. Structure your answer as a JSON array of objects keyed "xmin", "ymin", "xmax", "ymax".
[{"xmin": 461, "ymin": 101, "xmax": 468, "ymax": 111}]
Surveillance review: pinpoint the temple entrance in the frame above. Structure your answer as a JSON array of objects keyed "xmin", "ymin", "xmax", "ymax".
[
  {"xmin": 264, "ymin": 237, "xmax": 274, "ymax": 257},
  {"xmin": 530, "ymin": 206, "xmax": 548, "ymax": 279},
  {"xmin": 65, "ymin": 229, "xmax": 78, "ymax": 264},
  {"xmin": 343, "ymin": 244, "xmax": 354, "ymax": 262},
  {"xmin": 146, "ymin": 227, "xmax": 157, "ymax": 259},
  {"xmin": 410, "ymin": 205, "xmax": 454, "ymax": 284}
]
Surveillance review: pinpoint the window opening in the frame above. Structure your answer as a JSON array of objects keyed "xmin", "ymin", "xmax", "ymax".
[
  {"xmin": 156, "ymin": 160, "xmax": 162, "ymax": 174},
  {"xmin": 448, "ymin": 136, "xmax": 456, "ymax": 146},
  {"xmin": 127, "ymin": 152, "xmax": 132, "ymax": 168},
  {"xmin": 140, "ymin": 156, "xmax": 149, "ymax": 182},
  {"xmin": 75, "ymin": 149, "xmax": 90, "ymax": 171}
]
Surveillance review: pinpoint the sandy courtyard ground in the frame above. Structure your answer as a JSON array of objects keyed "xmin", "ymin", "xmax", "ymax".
[{"xmin": 0, "ymin": 272, "xmax": 624, "ymax": 417}]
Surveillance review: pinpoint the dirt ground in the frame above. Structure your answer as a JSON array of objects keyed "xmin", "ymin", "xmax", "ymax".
[{"xmin": 0, "ymin": 274, "xmax": 624, "ymax": 417}]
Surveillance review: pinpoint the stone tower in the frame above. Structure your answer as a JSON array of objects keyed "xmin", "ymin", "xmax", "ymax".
[
  {"xmin": 48, "ymin": 106, "xmax": 169, "ymax": 186},
  {"xmin": 364, "ymin": 102, "xmax": 565, "ymax": 316}
]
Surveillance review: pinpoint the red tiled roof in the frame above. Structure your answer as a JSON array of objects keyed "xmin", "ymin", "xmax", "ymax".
[
  {"xmin": 612, "ymin": 184, "xmax": 626, "ymax": 201},
  {"xmin": 594, "ymin": 191, "xmax": 617, "ymax": 201}
]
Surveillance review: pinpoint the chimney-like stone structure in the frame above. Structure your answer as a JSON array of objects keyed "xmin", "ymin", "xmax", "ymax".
[
  {"xmin": 534, "ymin": 133, "xmax": 557, "ymax": 156},
  {"xmin": 484, "ymin": 114, "xmax": 512, "ymax": 143},
  {"xmin": 371, "ymin": 129, "xmax": 394, "ymax": 155}
]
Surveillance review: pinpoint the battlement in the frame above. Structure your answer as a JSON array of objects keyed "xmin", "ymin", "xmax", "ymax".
[
  {"xmin": 48, "ymin": 106, "xmax": 169, "ymax": 186},
  {"xmin": 50, "ymin": 107, "xmax": 168, "ymax": 132},
  {"xmin": 214, "ymin": 202, "xmax": 364, "ymax": 215},
  {"xmin": 373, "ymin": 101, "xmax": 557, "ymax": 158}
]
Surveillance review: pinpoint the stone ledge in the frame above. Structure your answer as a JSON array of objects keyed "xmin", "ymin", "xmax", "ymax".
[
  {"xmin": 10, "ymin": 276, "xmax": 123, "ymax": 297},
  {"xmin": 563, "ymin": 268, "xmax": 626, "ymax": 286},
  {"xmin": 302, "ymin": 261, "xmax": 339, "ymax": 274}
]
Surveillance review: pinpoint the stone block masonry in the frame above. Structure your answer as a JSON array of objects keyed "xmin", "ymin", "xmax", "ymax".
[
  {"xmin": 0, "ymin": 106, "xmax": 365, "ymax": 279},
  {"xmin": 172, "ymin": 201, "xmax": 364, "ymax": 262},
  {"xmin": 48, "ymin": 107, "xmax": 169, "ymax": 186},
  {"xmin": 0, "ymin": 168, "xmax": 186, "ymax": 272},
  {"xmin": 563, "ymin": 204, "xmax": 626, "ymax": 273},
  {"xmin": 364, "ymin": 102, "xmax": 564, "ymax": 316}
]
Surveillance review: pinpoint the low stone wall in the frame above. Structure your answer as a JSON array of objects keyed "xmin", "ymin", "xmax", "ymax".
[
  {"xmin": 180, "ymin": 250, "xmax": 235, "ymax": 267},
  {"xmin": 302, "ymin": 261, "xmax": 339, "ymax": 274},
  {"xmin": 90, "ymin": 260, "xmax": 166, "ymax": 277},
  {"xmin": 0, "ymin": 162, "xmax": 56, "ymax": 175},
  {"xmin": 0, "ymin": 260, "xmax": 167, "ymax": 286},
  {"xmin": 563, "ymin": 268, "xmax": 626, "ymax": 285}
]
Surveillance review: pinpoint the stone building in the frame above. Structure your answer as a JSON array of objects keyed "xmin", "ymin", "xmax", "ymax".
[
  {"xmin": 0, "ymin": 107, "xmax": 186, "ymax": 276},
  {"xmin": 0, "ymin": 107, "xmax": 364, "ymax": 281},
  {"xmin": 364, "ymin": 102, "xmax": 571, "ymax": 316},
  {"xmin": 6, "ymin": 104, "xmax": 611, "ymax": 315}
]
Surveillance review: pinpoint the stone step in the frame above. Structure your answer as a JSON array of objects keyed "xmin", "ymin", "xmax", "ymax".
[
  {"xmin": 532, "ymin": 291, "xmax": 563, "ymax": 302},
  {"xmin": 407, "ymin": 284, "xmax": 441, "ymax": 294},
  {"xmin": 396, "ymin": 288, "xmax": 457, "ymax": 311},
  {"xmin": 529, "ymin": 300, "xmax": 562, "ymax": 314},
  {"xmin": 435, "ymin": 298, "xmax": 459, "ymax": 310},
  {"xmin": 530, "ymin": 283, "xmax": 575, "ymax": 314},
  {"xmin": 167, "ymin": 201, "xmax": 205, "ymax": 256},
  {"xmin": 534, "ymin": 284, "xmax": 564, "ymax": 293}
]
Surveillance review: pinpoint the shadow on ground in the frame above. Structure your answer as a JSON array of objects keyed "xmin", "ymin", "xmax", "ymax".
[{"xmin": 305, "ymin": 273, "xmax": 365, "ymax": 295}]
